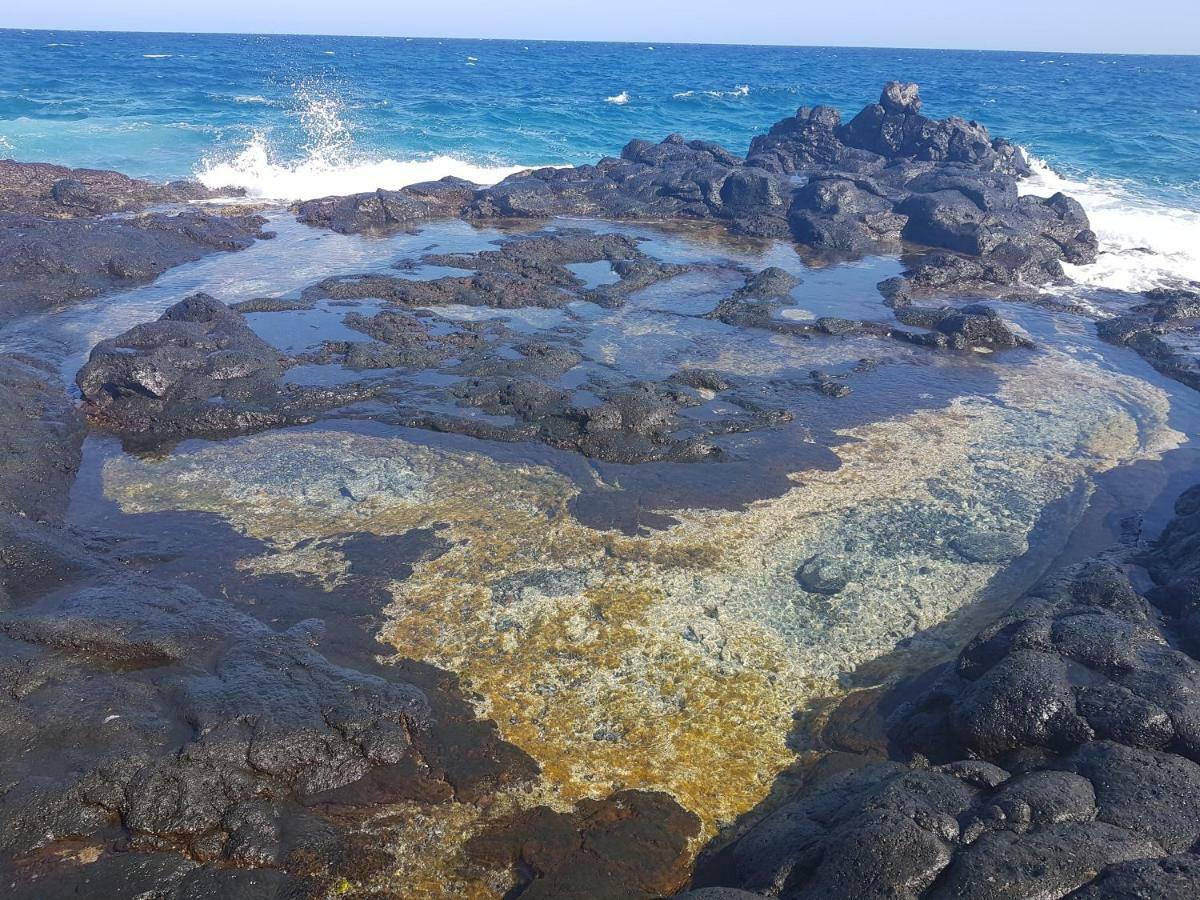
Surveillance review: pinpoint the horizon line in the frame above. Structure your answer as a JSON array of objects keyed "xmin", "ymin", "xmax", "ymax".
[{"xmin": 2, "ymin": 26, "xmax": 1196, "ymax": 58}]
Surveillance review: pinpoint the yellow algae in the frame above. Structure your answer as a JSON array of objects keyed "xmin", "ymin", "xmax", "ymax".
[
  {"xmin": 348, "ymin": 797, "xmax": 524, "ymax": 900},
  {"xmin": 104, "ymin": 429, "xmax": 820, "ymax": 834},
  {"xmin": 100, "ymin": 346, "xmax": 1182, "ymax": 894}
]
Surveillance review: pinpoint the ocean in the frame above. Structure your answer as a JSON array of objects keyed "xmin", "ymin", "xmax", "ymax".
[{"xmin": 1, "ymin": 29, "xmax": 1198, "ymax": 291}]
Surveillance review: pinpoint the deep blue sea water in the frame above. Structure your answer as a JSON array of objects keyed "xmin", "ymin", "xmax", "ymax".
[{"xmin": 2, "ymin": 29, "xmax": 1199, "ymax": 289}]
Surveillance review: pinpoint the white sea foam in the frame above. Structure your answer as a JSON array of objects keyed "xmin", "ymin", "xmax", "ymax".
[
  {"xmin": 605, "ymin": 91, "xmax": 630, "ymax": 105},
  {"xmin": 1020, "ymin": 155, "xmax": 1200, "ymax": 292},
  {"xmin": 195, "ymin": 82, "xmax": 537, "ymax": 201},
  {"xmin": 197, "ymin": 139, "xmax": 532, "ymax": 201},
  {"xmin": 142, "ymin": 54, "xmax": 172, "ymax": 59},
  {"xmin": 673, "ymin": 84, "xmax": 750, "ymax": 100}
]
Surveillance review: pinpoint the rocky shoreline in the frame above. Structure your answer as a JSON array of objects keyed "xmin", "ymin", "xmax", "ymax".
[
  {"xmin": 296, "ymin": 82, "xmax": 1096, "ymax": 296},
  {"xmin": 1, "ymin": 83, "xmax": 1199, "ymax": 898},
  {"xmin": 0, "ymin": 159, "xmax": 271, "ymax": 323}
]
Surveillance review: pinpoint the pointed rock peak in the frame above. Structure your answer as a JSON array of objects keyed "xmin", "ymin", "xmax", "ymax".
[{"xmin": 880, "ymin": 81, "xmax": 922, "ymax": 115}]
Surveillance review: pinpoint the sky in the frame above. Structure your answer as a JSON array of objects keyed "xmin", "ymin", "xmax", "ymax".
[{"xmin": 5, "ymin": 1, "xmax": 1197, "ymax": 55}]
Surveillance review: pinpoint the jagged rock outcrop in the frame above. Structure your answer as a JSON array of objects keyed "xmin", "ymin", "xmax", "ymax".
[
  {"xmin": 293, "ymin": 83, "xmax": 1095, "ymax": 294},
  {"xmin": 294, "ymin": 176, "xmax": 478, "ymax": 234},
  {"xmin": 76, "ymin": 292, "xmax": 375, "ymax": 441}
]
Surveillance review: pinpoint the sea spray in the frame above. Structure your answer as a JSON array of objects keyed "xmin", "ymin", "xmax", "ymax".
[
  {"xmin": 196, "ymin": 79, "xmax": 537, "ymax": 201},
  {"xmin": 1021, "ymin": 155, "xmax": 1200, "ymax": 293}
]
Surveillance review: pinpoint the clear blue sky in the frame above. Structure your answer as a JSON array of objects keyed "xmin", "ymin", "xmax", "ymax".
[{"xmin": 7, "ymin": 1, "xmax": 1197, "ymax": 55}]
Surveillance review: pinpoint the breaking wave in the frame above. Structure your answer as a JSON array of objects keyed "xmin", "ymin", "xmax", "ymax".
[
  {"xmin": 195, "ymin": 81, "xmax": 538, "ymax": 201},
  {"xmin": 1021, "ymin": 155, "xmax": 1200, "ymax": 293}
]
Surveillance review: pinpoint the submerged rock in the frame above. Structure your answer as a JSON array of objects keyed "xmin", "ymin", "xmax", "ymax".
[
  {"xmin": 950, "ymin": 530, "xmax": 1028, "ymax": 563},
  {"xmin": 466, "ymin": 790, "xmax": 701, "ymax": 899},
  {"xmin": 795, "ymin": 554, "xmax": 852, "ymax": 595}
]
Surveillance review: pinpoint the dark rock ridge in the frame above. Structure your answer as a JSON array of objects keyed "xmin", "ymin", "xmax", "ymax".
[
  {"xmin": 1097, "ymin": 287, "xmax": 1200, "ymax": 392},
  {"xmin": 76, "ymin": 226, "xmax": 1032, "ymax": 463},
  {"xmin": 301, "ymin": 228, "xmax": 687, "ymax": 311},
  {"xmin": 295, "ymin": 175, "xmax": 478, "ymax": 234},
  {"xmin": 295, "ymin": 83, "xmax": 1095, "ymax": 294},
  {"xmin": 0, "ymin": 160, "xmax": 267, "ymax": 322},
  {"xmin": 0, "ymin": 158, "xmax": 233, "ymax": 218},
  {"xmin": 713, "ymin": 268, "xmax": 1033, "ymax": 353},
  {"xmin": 679, "ymin": 485, "xmax": 1200, "ymax": 898}
]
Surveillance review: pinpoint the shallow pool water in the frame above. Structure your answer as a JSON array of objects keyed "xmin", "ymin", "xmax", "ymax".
[{"xmin": 8, "ymin": 209, "xmax": 1200, "ymax": 897}]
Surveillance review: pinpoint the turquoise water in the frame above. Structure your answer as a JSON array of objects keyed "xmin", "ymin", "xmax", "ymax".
[{"xmin": 2, "ymin": 29, "xmax": 1199, "ymax": 289}]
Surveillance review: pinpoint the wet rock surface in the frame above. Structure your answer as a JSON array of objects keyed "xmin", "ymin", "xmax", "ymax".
[
  {"xmin": 295, "ymin": 84, "xmax": 1094, "ymax": 295},
  {"xmin": 0, "ymin": 160, "xmax": 267, "ymax": 322},
  {"xmin": 0, "ymin": 354, "xmax": 87, "ymax": 606},
  {"xmin": 1098, "ymin": 287, "xmax": 1200, "ymax": 392},
  {"xmin": 0, "ymin": 159, "xmax": 232, "ymax": 218},
  {"xmin": 0, "ymin": 344, "xmax": 547, "ymax": 897},
  {"xmin": 76, "ymin": 292, "xmax": 376, "ymax": 442},
  {"xmin": 294, "ymin": 176, "xmax": 478, "ymax": 235},
  {"xmin": 465, "ymin": 790, "xmax": 701, "ymax": 899},
  {"xmin": 302, "ymin": 227, "xmax": 685, "ymax": 311},
  {"xmin": 681, "ymin": 486, "xmax": 1200, "ymax": 899},
  {"xmin": 0, "ymin": 210, "xmax": 271, "ymax": 322},
  {"xmin": 76, "ymin": 222, "xmax": 1038, "ymax": 464}
]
